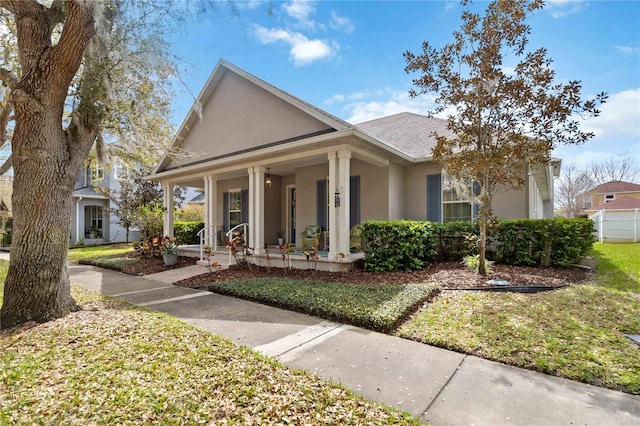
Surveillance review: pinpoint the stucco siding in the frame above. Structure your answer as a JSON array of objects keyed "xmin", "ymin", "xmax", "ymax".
[
  {"xmin": 167, "ymin": 71, "xmax": 333, "ymax": 169},
  {"xmin": 403, "ymin": 163, "xmax": 442, "ymax": 220},
  {"xmin": 388, "ymin": 163, "xmax": 405, "ymax": 220},
  {"xmin": 351, "ymin": 159, "xmax": 389, "ymax": 222}
]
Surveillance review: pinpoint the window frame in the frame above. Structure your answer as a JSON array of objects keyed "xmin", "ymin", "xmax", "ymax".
[
  {"xmin": 583, "ymin": 197, "xmax": 593, "ymax": 209},
  {"xmin": 442, "ymin": 174, "xmax": 473, "ymax": 223},
  {"xmin": 228, "ymin": 188, "xmax": 242, "ymax": 229}
]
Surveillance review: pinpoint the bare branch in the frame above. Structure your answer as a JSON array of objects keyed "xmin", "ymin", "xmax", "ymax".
[{"xmin": 0, "ymin": 153, "xmax": 11, "ymax": 175}]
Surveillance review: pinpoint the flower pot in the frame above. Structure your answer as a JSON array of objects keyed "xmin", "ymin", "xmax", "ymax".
[{"xmin": 162, "ymin": 253, "xmax": 178, "ymax": 266}]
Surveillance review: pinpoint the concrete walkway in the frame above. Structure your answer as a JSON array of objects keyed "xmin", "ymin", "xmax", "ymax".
[{"xmin": 64, "ymin": 263, "xmax": 640, "ymax": 425}]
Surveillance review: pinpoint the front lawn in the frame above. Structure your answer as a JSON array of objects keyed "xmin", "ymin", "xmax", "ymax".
[
  {"xmin": 591, "ymin": 242, "xmax": 640, "ymax": 292},
  {"xmin": 68, "ymin": 243, "xmax": 133, "ymax": 264},
  {"xmin": 210, "ymin": 278, "xmax": 438, "ymax": 332},
  {"xmin": 0, "ymin": 259, "xmax": 8, "ymax": 306},
  {"xmin": 0, "ymin": 286, "xmax": 418, "ymax": 425},
  {"xmin": 396, "ymin": 243, "xmax": 640, "ymax": 394}
]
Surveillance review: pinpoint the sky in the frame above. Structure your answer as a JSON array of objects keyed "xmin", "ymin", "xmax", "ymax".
[{"xmin": 168, "ymin": 0, "xmax": 640, "ymax": 174}]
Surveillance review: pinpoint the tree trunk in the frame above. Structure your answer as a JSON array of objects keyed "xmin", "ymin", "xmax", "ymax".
[
  {"xmin": 0, "ymin": 110, "xmax": 81, "ymax": 328},
  {"xmin": 0, "ymin": 0, "xmax": 96, "ymax": 330}
]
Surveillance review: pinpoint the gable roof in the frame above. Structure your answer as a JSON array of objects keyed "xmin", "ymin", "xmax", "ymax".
[
  {"xmin": 355, "ymin": 112, "xmax": 450, "ymax": 160},
  {"xmin": 154, "ymin": 59, "xmax": 351, "ymax": 174},
  {"xmin": 588, "ymin": 196, "xmax": 640, "ymax": 211},
  {"xmin": 593, "ymin": 180, "xmax": 640, "ymax": 194}
]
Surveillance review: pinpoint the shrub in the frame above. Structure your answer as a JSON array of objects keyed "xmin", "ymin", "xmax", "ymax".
[
  {"xmin": 2, "ymin": 216, "xmax": 12, "ymax": 246},
  {"xmin": 174, "ymin": 221, "xmax": 204, "ymax": 245},
  {"xmin": 361, "ymin": 220, "xmax": 437, "ymax": 272},
  {"xmin": 493, "ymin": 218, "xmax": 594, "ymax": 267},
  {"xmin": 432, "ymin": 221, "xmax": 479, "ymax": 261}
]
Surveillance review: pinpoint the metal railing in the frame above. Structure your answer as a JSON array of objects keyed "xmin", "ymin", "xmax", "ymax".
[
  {"xmin": 226, "ymin": 223, "xmax": 249, "ymax": 265},
  {"xmin": 197, "ymin": 225, "xmax": 218, "ymax": 261}
]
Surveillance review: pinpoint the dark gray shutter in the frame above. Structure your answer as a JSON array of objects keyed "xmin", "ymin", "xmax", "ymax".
[
  {"xmin": 316, "ymin": 179, "xmax": 327, "ymax": 230},
  {"xmin": 222, "ymin": 192, "xmax": 229, "ymax": 231},
  {"xmin": 472, "ymin": 181, "xmax": 481, "ymax": 219},
  {"xmin": 241, "ymin": 190, "xmax": 249, "ymax": 224},
  {"xmin": 427, "ymin": 174, "xmax": 442, "ymax": 223},
  {"xmin": 350, "ymin": 176, "xmax": 360, "ymax": 228}
]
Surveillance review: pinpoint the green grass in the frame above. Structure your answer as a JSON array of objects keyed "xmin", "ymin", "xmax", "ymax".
[
  {"xmin": 67, "ymin": 244, "xmax": 134, "ymax": 264},
  {"xmin": 591, "ymin": 243, "xmax": 640, "ymax": 292},
  {"xmin": 210, "ymin": 278, "xmax": 438, "ymax": 332},
  {"xmin": 0, "ymin": 286, "xmax": 418, "ymax": 425},
  {"xmin": 0, "ymin": 259, "xmax": 7, "ymax": 306},
  {"xmin": 397, "ymin": 243, "xmax": 640, "ymax": 394}
]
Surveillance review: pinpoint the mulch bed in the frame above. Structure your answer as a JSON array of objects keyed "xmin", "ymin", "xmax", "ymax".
[
  {"xmin": 173, "ymin": 259, "xmax": 594, "ymax": 290},
  {"xmin": 121, "ymin": 253, "xmax": 198, "ymax": 275}
]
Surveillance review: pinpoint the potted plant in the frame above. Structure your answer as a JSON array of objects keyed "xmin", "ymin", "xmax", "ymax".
[
  {"xmin": 161, "ymin": 240, "xmax": 178, "ymax": 266},
  {"xmin": 276, "ymin": 231, "xmax": 284, "ymax": 246}
]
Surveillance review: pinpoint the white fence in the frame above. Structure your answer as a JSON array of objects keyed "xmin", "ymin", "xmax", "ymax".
[{"xmin": 591, "ymin": 209, "xmax": 640, "ymax": 243}]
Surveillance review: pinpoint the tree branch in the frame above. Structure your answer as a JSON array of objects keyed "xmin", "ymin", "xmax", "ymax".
[
  {"xmin": 0, "ymin": 154, "xmax": 11, "ymax": 175},
  {"xmin": 0, "ymin": 67, "xmax": 18, "ymax": 89}
]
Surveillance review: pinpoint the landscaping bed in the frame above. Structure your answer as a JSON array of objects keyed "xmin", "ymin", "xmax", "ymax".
[{"xmin": 175, "ymin": 260, "xmax": 592, "ymax": 290}]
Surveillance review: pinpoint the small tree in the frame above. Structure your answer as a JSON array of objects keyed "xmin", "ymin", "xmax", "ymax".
[
  {"xmin": 404, "ymin": 0, "xmax": 606, "ymax": 274},
  {"xmin": 555, "ymin": 163, "xmax": 594, "ymax": 218}
]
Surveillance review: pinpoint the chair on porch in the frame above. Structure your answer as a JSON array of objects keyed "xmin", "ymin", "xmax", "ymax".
[
  {"xmin": 301, "ymin": 225, "xmax": 322, "ymax": 251},
  {"xmin": 350, "ymin": 224, "xmax": 363, "ymax": 252}
]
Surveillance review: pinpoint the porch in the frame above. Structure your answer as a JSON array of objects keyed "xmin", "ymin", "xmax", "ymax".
[{"xmin": 155, "ymin": 143, "xmax": 390, "ymax": 272}]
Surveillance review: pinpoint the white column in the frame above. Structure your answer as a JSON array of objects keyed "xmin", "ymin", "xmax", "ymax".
[
  {"xmin": 337, "ymin": 150, "xmax": 351, "ymax": 256},
  {"xmin": 76, "ymin": 197, "xmax": 82, "ymax": 243},
  {"xmin": 328, "ymin": 152, "xmax": 338, "ymax": 259},
  {"xmin": 203, "ymin": 175, "xmax": 217, "ymax": 248},
  {"xmin": 248, "ymin": 167, "xmax": 255, "ymax": 251},
  {"xmin": 253, "ymin": 166, "xmax": 265, "ymax": 254},
  {"xmin": 163, "ymin": 182, "xmax": 174, "ymax": 237}
]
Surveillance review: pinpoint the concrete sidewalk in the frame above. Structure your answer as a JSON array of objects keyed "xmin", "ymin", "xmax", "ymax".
[{"xmin": 64, "ymin": 264, "xmax": 640, "ymax": 425}]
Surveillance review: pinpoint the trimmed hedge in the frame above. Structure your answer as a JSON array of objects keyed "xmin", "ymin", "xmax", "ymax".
[
  {"xmin": 174, "ymin": 221, "xmax": 204, "ymax": 245},
  {"xmin": 361, "ymin": 220, "xmax": 437, "ymax": 272},
  {"xmin": 360, "ymin": 218, "xmax": 594, "ymax": 271},
  {"xmin": 493, "ymin": 218, "xmax": 594, "ymax": 267},
  {"xmin": 432, "ymin": 221, "xmax": 479, "ymax": 261}
]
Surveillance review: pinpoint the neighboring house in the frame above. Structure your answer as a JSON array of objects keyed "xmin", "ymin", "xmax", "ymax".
[
  {"xmin": 188, "ymin": 192, "xmax": 205, "ymax": 205},
  {"xmin": 147, "ymin": 59, "xmax": 559, "ymax": 267},
  {"xmin": 578, "ymin": 180, "xmax": 640, "ymax": 217},
  {"xmin": 71, "ymin": 163, "xmax": 141, "ymax": 244}
]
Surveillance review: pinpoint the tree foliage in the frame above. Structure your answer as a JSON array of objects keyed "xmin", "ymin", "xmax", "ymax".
[{"xmin": 404, "ymin": 0, "xmax": 606, "ymax": 274}]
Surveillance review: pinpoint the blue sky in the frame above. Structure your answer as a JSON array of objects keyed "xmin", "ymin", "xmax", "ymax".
[{"xmin": 169, "ymin": 0, "xmax": 640, "ymax": 173}]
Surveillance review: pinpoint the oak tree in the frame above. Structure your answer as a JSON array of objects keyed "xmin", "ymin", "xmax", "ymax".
[
  {"xmin": 0, "ymin": 0, "xmax": 183, "ymax": 329},
  {"xmin": 405, "ymin": 0, "xmax": 606, "ymax": 274}
]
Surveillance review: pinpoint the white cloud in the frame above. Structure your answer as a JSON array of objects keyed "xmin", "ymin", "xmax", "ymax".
[
  {"xmin": 253, "ymin": 25, "xmax": 334, "ymax": 66},
  {"xmin": 324, "ymin": 89, "xmax": 437, "ymax": 123},
  {"xmin": 283, "ymin": 0, "xmax": 318, "ymax": 29},
  {"xmin": 583, "ymin": 89, "xmax": 640, "ymax": 140},
  {"xmin": 330, "ymin": 11, "xmax": 355, "ymax": 33},
  {"xmin": 613, "ymin": 45, "xmax": 639, "ymax": 55},
  {"xmin": 545, "ymin": 0, "xmax": 587, "ymax": 18}
]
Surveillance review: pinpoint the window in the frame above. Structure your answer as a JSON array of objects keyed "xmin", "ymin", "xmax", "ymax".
[
  {"xmin": 604, "ymin": 194, "xmax": 615, "ymax": 203},
  {"xmin": 85, "ymin": 164, "xmax": 103, "ymax": 186},
  {"xmin": 442, "ymin": 174, "xmax": 473, "ymax": 222},
  {"xmin": 583, "ymin": 197, "xmax": 592, "ymax": 209},
  {"xmin": 228, "ymin": 190, "xmax": 242, "ymax": 228},
  {"xmin": 88, "ymin": 205, "xmax": 103, "ymax": 238}
]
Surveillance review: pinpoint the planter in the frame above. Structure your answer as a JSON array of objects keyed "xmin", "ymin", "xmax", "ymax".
[{"xmin": 162, "ymin": 253, "xmax": 178, "ymax": 266}]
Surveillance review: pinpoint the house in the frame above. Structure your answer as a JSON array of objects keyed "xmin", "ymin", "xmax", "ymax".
[
  {"xmin": 578, "ymin": 180, "xmax": 640, "ymax": 217},
  {"xmin": 581, "ymin": 181, "xmax": 640, "ymax": 243},
  {"xmin": 146, "ymin": 59, "xmax": 559, "ymax": 270},
  {"xmin": 71, "ymin": 162, "xmax": 141, "ymax": 244}
]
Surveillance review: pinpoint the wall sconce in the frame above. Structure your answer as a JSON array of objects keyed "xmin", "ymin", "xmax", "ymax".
[
  {"xmin": 265, "ymin": 168, "xmax": 272, "ymax": 188},
  {"xmin": 334, "ymin": 191, "xmax": 341, "ymax": 208}
]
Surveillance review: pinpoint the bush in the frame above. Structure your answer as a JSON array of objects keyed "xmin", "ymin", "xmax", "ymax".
[
  {"xmin": 2, "ymin": 216, "xmax": 12, "ymax": 246},
  {"xmin": 361, "ymin": 220, "xmax": 437, "ymax": 272},
  {"xmin": 432, "ymin": 221, "xmax": 479, "ymax": 261},
  {"xmin": 174, "ymin": 221, "xmax": 204, "ymax": 245},
  {"xmin": 493, "ymin": 218, "xmax": 594, "ymax": 267}
]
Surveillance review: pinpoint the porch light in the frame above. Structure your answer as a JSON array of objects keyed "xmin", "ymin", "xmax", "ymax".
[
  {"xmin": 265, "ymin": 168, "xmax": 272, "ymax": 188},
  {"xmin": 334, "ymin": 191, "xmax": 341, "ymax": 207}
]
